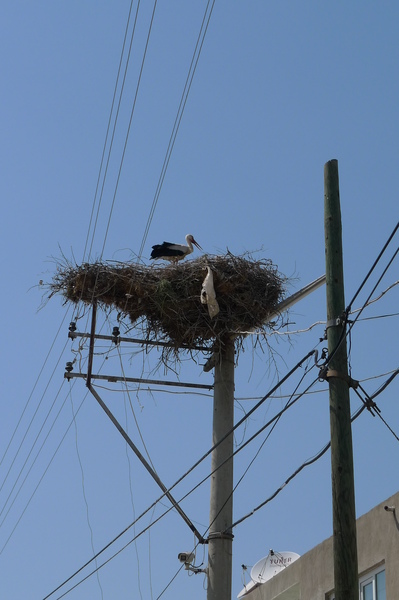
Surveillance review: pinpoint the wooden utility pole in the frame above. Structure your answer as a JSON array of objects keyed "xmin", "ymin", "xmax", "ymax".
[
  {"xmin": 207, "ymin": 338, "xmax": 235, "ymax": 600},
  {"xmin": 324, "ymin": 159, "xmax": 358, "ymax": 600}
]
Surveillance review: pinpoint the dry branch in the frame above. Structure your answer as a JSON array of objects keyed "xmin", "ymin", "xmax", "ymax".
[{"xmin": 48, "ymin": 253, "xmax": 286, "ymax": 359}]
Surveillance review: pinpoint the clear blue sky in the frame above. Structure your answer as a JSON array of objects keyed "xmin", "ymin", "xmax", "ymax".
[{"xmin": 1, "ymin": 3, "xmax": 398, "ymax": 599}]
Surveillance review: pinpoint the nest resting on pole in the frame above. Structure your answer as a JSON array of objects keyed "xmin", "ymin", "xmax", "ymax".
[{"xmin": 49, "ymin": 253, "xmax": 286, "ymax": 358}]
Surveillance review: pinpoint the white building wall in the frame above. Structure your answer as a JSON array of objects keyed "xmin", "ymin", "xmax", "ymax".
[{"xmin": 242, "ymin": 490, "xmax": 399, "ymax": 599}]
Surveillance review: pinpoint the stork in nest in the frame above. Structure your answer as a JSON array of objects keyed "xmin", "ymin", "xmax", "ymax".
[{"xmin": 150, "ymin": 234, "xmax": 202, "ymax": 263}]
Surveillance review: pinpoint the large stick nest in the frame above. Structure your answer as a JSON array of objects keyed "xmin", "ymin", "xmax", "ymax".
[{"xmin": 49, "ymin": 253, "xmax": 286, "ymax": 353}]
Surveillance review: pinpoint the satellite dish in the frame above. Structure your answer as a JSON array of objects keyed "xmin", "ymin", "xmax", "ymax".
[{"xmin": 250, "ymin": 551, "xmax": 300, "ymax": 584}]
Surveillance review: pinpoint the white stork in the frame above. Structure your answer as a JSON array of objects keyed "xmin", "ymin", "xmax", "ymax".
[{"xmin": 150, "ymin": 234, "xmax": 202, "ymax": 262}]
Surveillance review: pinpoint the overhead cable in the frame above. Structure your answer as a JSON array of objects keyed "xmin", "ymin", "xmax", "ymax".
[
  {"xmin": 0, "ymin": 337, "xmax": 69, "ymax": 500},
  {"xmin": 0, "ymin": 390, "xmax": 87, "ymax": 556},
  {"xmin": 325, "ymin": 225, "xmax": 399, "ymax": 368},
  {"xmin": 346, "ymin": 221, "xmax": 399, "ymax": 313},
  {"xmin": 229, "ymin": 367, "xmax": 399, "ymax": 530},
  {"xmin": 0, "ymin": 310, "xmax": 69, "ymax": 471},
  {"xmin": 137, "ymin": 0, "xmax": 216, "ymax": 260},
  {"xmin": 83, "ymin": 0, "xmax": 138, "ymax": 263},
  {"xmin": 41, "ymin": 348, "xmax": 317, "ymax": 598},
  {"xmin": 100, "ymin": 1, "xmax": 158, "ymax": 260}
]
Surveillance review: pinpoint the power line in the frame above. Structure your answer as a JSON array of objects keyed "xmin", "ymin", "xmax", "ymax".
[
  {"xmin": 0, "ymin": 378, "xmax": 66, "ymax": 527},
  {"xmin": 137, "ymin": 0, "xmax": 216, "ymax": 260},
  {"xmin": 229, "ymin": 369, "xmax": 399, "ymax": 531},
  {"xmin": 324, "ymin": 225, "xmax": 399, "ymax": 369},
  {"xmin": 0, "ymin": 310, "xmax": 69, "ymax": 470},
  {"xmin": 354, "ymin": 369, "xmax": 399, "ymax": 442},
  {"xmin": 82, "ymin": 0, "xmax": 137, "ymax": 263},
  {"xmin": 100, "ymin": 0, "xmax": 159, "ymax": 261},
  {"xmin": 142, "ymin": 362, "xmax": 399, "ymax": 597},
  {"xmin": 0, "ymin": 338, "xmax": 112, "ymax": 553},
  {"xmin": 347, "ymin": 244, "xmax": 399, "ymax": 335},
  {"xmin": 346, "ymin": 221, "xmax": 399, "ymax": 313},
  {"xmin": 0, "ymin": 389, "xmax": 87, "ymax": 556},
  {"xmin": 0, "ymin": 326, "xmax": 96, "ymax": 529},
  {"xmin": 42, "ymin": 375, "xmax": 319, "ymax": 600},
  {"xmin": 39, "ymin": 278, "xmax": 396, "ymax": 597},
  {"xmin": 41, "ymin": 348, "xmax": 317, "ymax": 598},
  {"xmin": 374, "ymin": 412, "xmax": 399, "ymax": 443},
  {"xmin": 230, "ymin": 374, "xmax": 318, "ymax": 505},
  {"xmin": 0, "ymin": 337, "xmax": 69, "ymax": 500},
  {"xmin": 69, "ymin": 385, "xmax": 104, "ymax": 599},
  {"xmin": 39, "ymin": 224, "xmax": 399, "ymax": 596},
  {"xmin": 349, "ymin": 279, "xmax": 399, "ymax": 316},
  {"xmin": 154, "ymin": 368, "xmax": 318, "ymax": 598},
  {"xmin": 241, "ymin": 278, "xmax": 399, "ymax": 339},
  {"xmin": 71, "ymin": 1, "xmax": 152, "ymax": 324},
  {"xmin": 36, "ymin": 312, "xmax": 397, "ymax": 595}
]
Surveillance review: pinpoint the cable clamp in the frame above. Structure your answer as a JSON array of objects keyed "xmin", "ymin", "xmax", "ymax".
[
  {"xmin": 326, "ymin": 310, "xmax": 350, "ymax": 330},
  {"xmin": 326, "ymin": 317, "xmax": 342, "ymax": 329},
  {"xmin": 319, "ymin": 368, "xmax": 359, "ymax": 389},
  {"xmin": 208, "ymin": 531, "xmax": 234, "ymax": 541},
  {"xmin": 363, "ymin": 397, "xmax": 380, "ymax": 416},
  {"xmin": 356, "ymin": 383, "xmax": 382, "ymax": 417}
]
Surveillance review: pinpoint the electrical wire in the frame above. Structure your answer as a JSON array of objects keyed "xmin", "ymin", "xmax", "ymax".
[
  {"xmin": 122, "ymin": 391, "xmax": 144, "ymax": 600},
  {"xmin": 0, "ymin": 310, "xmax": 69, "ymax": 470},
  {"xmin": 230, "ymin": 367, "xmax": 399, "ymax": 530},
  {"xmin": 349, "ymin": 280, "xmax": 399, "ymax": 316},
  {"xmin": 154, "ymin": 367, "xmax": 319, "ymax": 598},
  {"xmin": 69, "ymin": 385, "xmax": 104, "ymax": 599},
  {"xmin": 43, "ymin": 353, "xmax": 399, "ymax": 599},
  {"xmin": 71, "ymin": 0, "xmax": 146, "ymax": 329},
  {"xmin": 35, "ymin": 210, "xmax": 396, "ymax": 596},
  {"xmin": 0, "ymin": 334, "xmax": 112, "ymax": 553},
  {"xmin": 240, "ymin": 278, "xmax": 399, "ymax": 339},
  {"xmin": 0, "ymin": 388, "xmax": 87, "ymax": 556},
  {"xmin": 39, "ymin": 270, "xmax": 396, "ymax": 599},
  {"xmin": 1, "ymin": 1, "xmax": 218, "ymax": 594},
  {"xmin": 0, "ymin": 337, "xmax": 69, "ymax": 500},
  {"xmin": 137, "ymin": 0, "xmax": 216, "ymax": 260},
  {"xmin": 155, "ymin": 369, "xmax": 321, "ymax": 600},
  {"xmin": 347, "ymin": 244, "xmax": 399, "ymax": 336},
  {"xmin": 228, "ymin": 370, "xmax": 318, "ymax": 515},
  {"xmin": 0, "ymin": 377, "xmax": 67, "ymax": 526},
  {"xmin": 82, "ymin": 0, "xmax": 137, "ymax": 264},
  {"xmin": 354, "ymin": 370, "xmax": 399, "ymax": 441},
  {"xmin": 230, "ymin": 404, "xmax": 363, "ymax": 531},
  {"xmin": 84, "ymin": 354, "xmax": 396, "ymax": 600},
  {"xmin": 100, "ymin": 1, "xmax": 158, "ymax": 261},
  {"xmin": 324, "ymin": 224, "xmax": 399, "ymax": 369},
  {"xmin": 41, "ymin": 348, "xmax": 317, "ymax": 598},
  {"xmin": 373, "ymin": 412, "xmax": 399, "ymax": 443},
  {"xmin": 117, "ymin": 345, "xmax": 158, "ymax": 471},
  {"xmin": 0, "ymin": 327, "xmax": 93, "ymax": 528},
  {"xmin": 36, "ymin": 275, "xmax": 396, "ymax": 600},
  {"xmin": 346, "ymin": 221, "xmax": 399, "ymax": 313}
]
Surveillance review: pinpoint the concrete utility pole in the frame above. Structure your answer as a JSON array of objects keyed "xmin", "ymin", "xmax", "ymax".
[
  {"xmin": 207, "ymin": 337, "xmax": 235, "ymax": 600},
  {"xmin": 324, "ymin": 159, "xmax": 358, "ymax": 600}
]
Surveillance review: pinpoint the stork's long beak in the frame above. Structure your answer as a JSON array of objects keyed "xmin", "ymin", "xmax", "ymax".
[{"xmin": 192, "ymin": 238, "xmax": 203, "ymax": 251}]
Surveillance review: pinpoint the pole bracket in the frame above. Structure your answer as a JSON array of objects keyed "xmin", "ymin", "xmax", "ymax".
[
  {"xmin": 319, "ymin": 368, "xmax": 359, "ymax": 389},
  {"xmin": 326, "ymin": 317, "xmax": 342, "ymax": 329},
  {"xmin": 326, "ymin": 312, "xmax": 348, "ymax": 329},
  {"xmin": 207, "ymin": 531, "xmax": 234, "ymax": 541}
]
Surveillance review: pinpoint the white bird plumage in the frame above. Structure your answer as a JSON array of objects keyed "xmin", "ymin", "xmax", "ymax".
[
  {"xmin": 150, "ymin": 234, "xmax": 202, "ymax": 263},
  {"xmin": 201, "ymin": 266, "xmax": 220, "ymax": 318}
]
